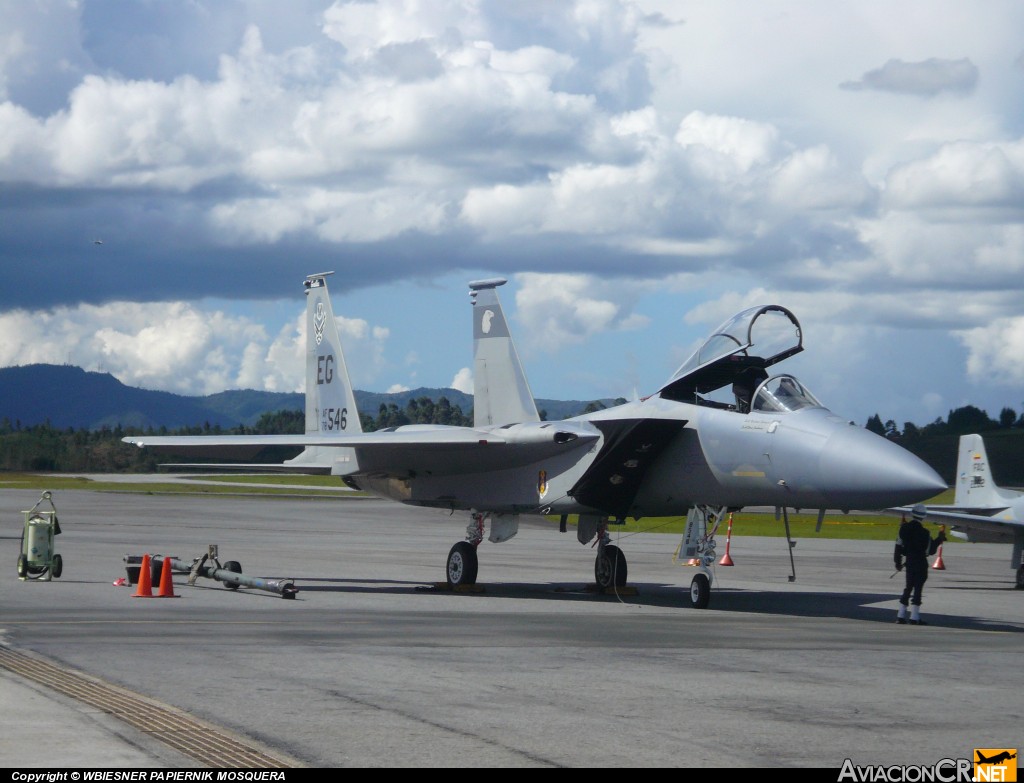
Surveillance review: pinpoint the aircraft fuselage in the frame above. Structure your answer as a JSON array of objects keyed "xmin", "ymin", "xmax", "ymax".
[{"xmin": 358, "ymin": 396, "xmax": 944, "ymax": 518}]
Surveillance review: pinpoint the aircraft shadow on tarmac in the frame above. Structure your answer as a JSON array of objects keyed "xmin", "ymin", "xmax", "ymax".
[
  {"xmin": 707, "ymin": 587, "xmax": 1023, "ymax": 632},
  {"xmin": 285, "ymin": 576, "xmax": 1024, "ymax": 633}
]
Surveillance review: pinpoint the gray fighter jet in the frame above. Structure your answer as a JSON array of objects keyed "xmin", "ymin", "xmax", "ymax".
[
  {"xmin": 892, "ymin": 433, "xmax": 1024, "ymax": 589},
  {"xmin": 124, "ymin": 272, "xmax": 945, "ymax": 607}
]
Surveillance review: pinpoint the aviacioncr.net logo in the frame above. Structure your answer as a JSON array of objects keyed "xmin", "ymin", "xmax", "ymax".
[{"xmin": 838, "ymin": 758, "xmax": 973, "ymax": 782}]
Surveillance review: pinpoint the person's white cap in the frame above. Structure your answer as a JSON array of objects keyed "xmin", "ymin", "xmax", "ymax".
[{"xmin": 912, "ymin": 503, "xmax": 927, "ymax": 520}]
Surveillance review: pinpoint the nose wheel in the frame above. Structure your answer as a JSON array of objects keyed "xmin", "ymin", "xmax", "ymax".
[{"xmin": 689, "ymin": 572, "xmax": 711, "ymax": 609}]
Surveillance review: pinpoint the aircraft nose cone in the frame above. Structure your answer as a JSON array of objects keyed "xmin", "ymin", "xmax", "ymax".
[{"xmin": 819, "ymin": 425, "xmax": 946, "ymax": 509}]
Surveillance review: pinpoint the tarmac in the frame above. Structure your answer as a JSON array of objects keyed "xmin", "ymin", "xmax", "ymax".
[
  {"xmin": 2, "ymin": 480, "xmax": 1022, "ymax": 769},
  {"xmin": 1, "ymin": 669, "xmax": 201, "ymax": 768}
]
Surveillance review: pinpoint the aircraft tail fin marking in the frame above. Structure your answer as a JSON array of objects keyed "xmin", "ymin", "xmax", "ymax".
[
  {"xmin": 469, "ymin": 278, "xmax": 539, "ymax": 427},
  {"xmin": 954, "ymin": 433, "xmax": 1007, "ymax": 507},
  {"xmin": 286, "ymin": 272, "xmax": 362, "ymax": 470},
  {"xmin": 303, "ymin": 272, "xmax": 362, "ymax": 436}
]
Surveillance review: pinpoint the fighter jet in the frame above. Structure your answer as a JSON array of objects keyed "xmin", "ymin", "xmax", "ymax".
[
  {"xmin": 892, "ymin": 433, "xmax": 1024, "ymax": 589},
  {"xmin": 124, "ymin": 272, "xmax": 945, "ymax": 607}
]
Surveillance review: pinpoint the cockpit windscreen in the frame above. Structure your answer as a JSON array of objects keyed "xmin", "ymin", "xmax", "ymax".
[{"xmin": 752, "ymin": 374, "xmax": 822, "ymax": 413}]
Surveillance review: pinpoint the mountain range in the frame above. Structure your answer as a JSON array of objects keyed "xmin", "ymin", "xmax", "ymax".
[{"xmin": 0, "ymin": 364, "xmax": 611, "ymax": 430}]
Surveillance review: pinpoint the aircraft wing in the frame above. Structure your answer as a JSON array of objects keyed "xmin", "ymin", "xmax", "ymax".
[
  {"xmin": 126, "ymin": 433, "xmax": 348, "ymax": 461},
  {"xmin": 125, "ymin": 423, "xmax": 600, "ymax": 479},
  {"xmin": 887, "ymin": 504, "xmax": 1022, "ymax": 542}
]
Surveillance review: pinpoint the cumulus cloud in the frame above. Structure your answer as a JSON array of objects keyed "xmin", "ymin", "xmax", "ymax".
[
  {"xmin": 450, "ymin": 367, "xmax": 473, "ymax": 394},
  {"xmin": 883, "ymin": 139, "xmax": 1024, "ymax": 210},
  {"xmin": 770, "ymin": 145, "xmax": 872, "ymax": 211},
  {"xmin": 675, "ymin": 111, "xmax": 779, "ymax": 175},
  {"xmin": 513, "ymin": 272, "xmax": 651, "ymax": 353},
  {"xmin": 841, "ymin": 57, "xmax": 978, "ymax": 96},
  {"xmin": 955, "ymin": 317, "xmax": 1024, "ymax": 386},
  {"xmin": 1, "ymin": 1, "xmax": 1024, "ymax": 427},
  {"xmin": 0, "ymin": 301, "xmax": 278, "ymax": 395},
  {"xmin": 0, "ymin": 301, "xmax": 391, "ymax": 396}
]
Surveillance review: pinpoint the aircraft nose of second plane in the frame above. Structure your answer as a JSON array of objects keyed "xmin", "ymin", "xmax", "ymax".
[{"xmin": 818, "ymin": 424, "xmax": 947, "ymax": 509}]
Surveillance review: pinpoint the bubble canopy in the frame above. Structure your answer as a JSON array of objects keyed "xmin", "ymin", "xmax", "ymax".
[
  {"xmin": 658, "ymin": 305, "xmax": 804, "ymax": 402},
  {"xmin": 752, "ymin": 373, "xmax": 821, "ymax": 413}
]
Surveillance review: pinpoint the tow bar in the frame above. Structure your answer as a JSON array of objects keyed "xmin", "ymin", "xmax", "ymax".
[{"xmin": 124, "ymin": 546, "xmax": 298, "ymax": 599}]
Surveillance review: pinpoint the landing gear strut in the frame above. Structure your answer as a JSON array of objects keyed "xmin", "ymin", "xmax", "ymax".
[
  {"xmin": 678, "ymin": 505, "xmax": 725, "ymax": 609},
  {"xmin": 582, "ymin": 516, "xmax": 629, "ymax": 591}
]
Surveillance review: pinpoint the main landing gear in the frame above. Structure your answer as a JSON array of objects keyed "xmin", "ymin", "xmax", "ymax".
[
  {"xmin": 446, "ymin": 512, "xmax": 486, "ymax": 588},
  {"xmin": 446, "ymin": 541, "xmax": 479, "ymax": 587},
  {"xmin": 444, "ymin": 510, "xmax": 635, "ymax": 592},
  {"xmin": 442, "ymin": 508, "xmax": 721, "ymax": 608},
  {"xmin": 594, "ymin": 543, "xmax": 627, "ymax": 589}
]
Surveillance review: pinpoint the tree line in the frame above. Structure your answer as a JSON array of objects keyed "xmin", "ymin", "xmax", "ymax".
[
  {"xmin": 2, "ymin": 399, "xmax": 1024, "ymax": 482},
  {"xmin": 0, "ymin": 395, "xmax": 473, "ymax": 472},
  {"xmin": 863, "ymin": 404, "xmax": 1024, "ymax": 442}
]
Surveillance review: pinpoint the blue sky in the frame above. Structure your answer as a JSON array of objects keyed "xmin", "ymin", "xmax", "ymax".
[{"xmin": 2, "ymin": 1, "xmax": 1024, "ymax": 429}]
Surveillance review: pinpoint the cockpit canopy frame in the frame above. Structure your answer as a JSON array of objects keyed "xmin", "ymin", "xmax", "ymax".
[{"xmin": 658, "ymin": 304, "xmax": 803, "ymax": 402}]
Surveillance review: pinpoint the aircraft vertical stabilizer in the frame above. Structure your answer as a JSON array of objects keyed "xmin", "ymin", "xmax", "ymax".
[
  {"xmin": 470, "ymin": 279, "xmax": 540, "ymax": 427},
  {"xmin": 286, "ymin": 272, "xmax": 362, "ymax": 470},
  {"xmin": 953, "ymin": 433, "xmax": 1010, "ymax": 507}
]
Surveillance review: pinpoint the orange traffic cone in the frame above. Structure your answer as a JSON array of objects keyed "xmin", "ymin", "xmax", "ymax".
[
  {"xmin": 932, "ymin": 525, "xmax": 946, "ymax": 570},
  {"xmin": 157, "ymin": 557, "xmax": 178, "ymax": 597},
  {"xmin": 133, "ymin": 553, "xmax": 154, "ymax": 597},
  {"xmin": 719, "ymin": 513, "xmax": 735, "ymax": 566}
]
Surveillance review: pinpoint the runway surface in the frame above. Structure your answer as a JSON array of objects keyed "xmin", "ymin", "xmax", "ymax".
[{"xmin": 2, "ymin": 485, "xmax": 1022, "ymax": 768}]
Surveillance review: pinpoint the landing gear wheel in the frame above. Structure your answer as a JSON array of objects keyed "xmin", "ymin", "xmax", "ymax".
[
  {"xmin": 690, "ymin": 573, "xmax": 710, "ymax": 609},
  {"xmin": 1016, "ymin": 565, "xmax": 1024, "ymax": 590},
  {"xmin": 17, "ymin": 554, "xmax": 27, "ymax": 579},
  {"xmin": 447, "ymin": 542, "xmax": 478, "ymax": 587},
  {"xmin": 595, "ymin": 544, "xmax": 627, "ymax": 589},
  {"xmin": 223, "ymin": 560, "xmax": 242, "ymax": 590},
  {"xmin": 51, "ymin": 553, "xmax": 62, "ymax": 579}
]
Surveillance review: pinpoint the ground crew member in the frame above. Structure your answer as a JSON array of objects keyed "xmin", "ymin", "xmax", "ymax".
[{"xmin": 894, "ymin": 504, "xmax": 945, "ymax": 625}]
